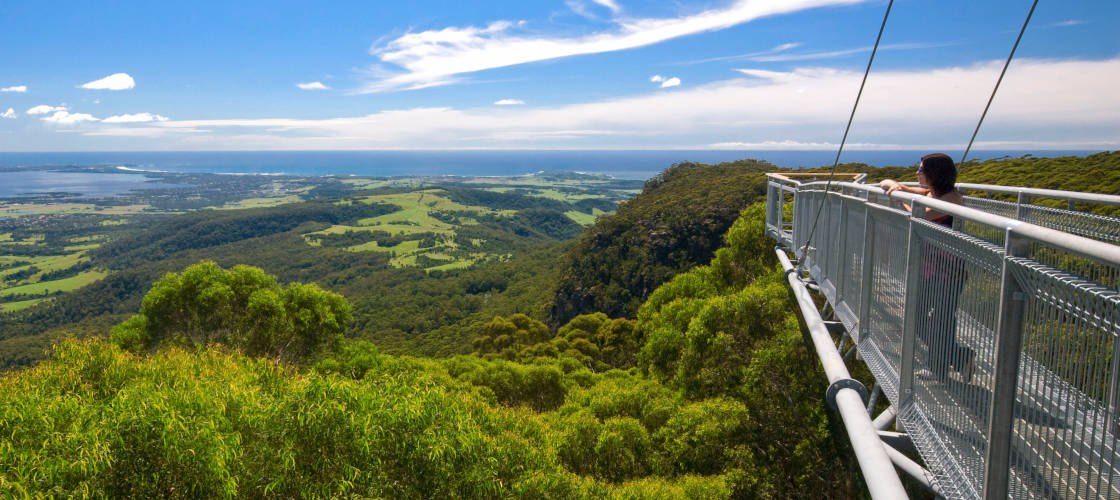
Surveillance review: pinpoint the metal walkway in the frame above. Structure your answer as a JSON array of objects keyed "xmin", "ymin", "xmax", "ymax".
[{"xmin": 765, "ymin": 173, "xmax": 1120, "ymax": 499}]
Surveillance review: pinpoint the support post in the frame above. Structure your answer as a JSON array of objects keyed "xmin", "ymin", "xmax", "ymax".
[
  {"xmin": 857, "ymin": 201, "xmax": 877, "ymax": 345},
  {"xmin": 898, "ymin": 202, "xmax": 926, "ymax": 407},
  {"xmin": 1015, "ymin": 192, "xmax": 1030, "ymax": 220},
  {"xmin": 982, "ymin": 229, "xmax": 1030, "ymax": 500}
]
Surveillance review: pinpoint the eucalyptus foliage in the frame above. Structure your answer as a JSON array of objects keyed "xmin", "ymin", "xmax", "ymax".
[{"xmin": 111, "ymin": 261, "xmax": 350, "ymax": 364}]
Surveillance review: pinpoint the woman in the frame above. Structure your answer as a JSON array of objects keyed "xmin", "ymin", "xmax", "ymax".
[{"xmin": 879, "ymin": 153, "xmax": 973, "ymax": 383}]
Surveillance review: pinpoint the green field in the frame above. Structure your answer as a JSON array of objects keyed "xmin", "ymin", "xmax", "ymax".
[
  {"xmin": 564, "ymin": 209, "xmax": 605, "ymax": 226},
  {"xmin": 300, "ymin": 190, "xmax": 514, "ymax": 271},
  {"xmin": 211, "ymin": 195, "xmax": 304, "ymax": 210},
  {"xmin": 0, "ymin": 269, "xmax": 107, "ymax": 298},
  {"xmin": 0, "ymin": 203, "xmax": 150, "ymax": 218},
  {"xmin": 0, "ymin": 297, "xmax": 47, "ymax": 312}
]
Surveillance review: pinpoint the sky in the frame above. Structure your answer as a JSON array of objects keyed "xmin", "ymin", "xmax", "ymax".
[{"xmin": 1, "ymin": 0, "xmax": 1117, "ymax": 152}]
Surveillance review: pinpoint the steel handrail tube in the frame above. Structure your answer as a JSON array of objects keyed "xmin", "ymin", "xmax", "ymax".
[
  {"xmin": 776, "ymin": 248, "xmax": 909, "ymax": 499},
  {"xmin": 792, "ymin": 179, "xmax": 1120, "ymax": 266}
]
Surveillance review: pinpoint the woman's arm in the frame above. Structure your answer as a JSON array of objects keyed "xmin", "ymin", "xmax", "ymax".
[
  {"xmin": 878, "ymin": 179, "xmax": 929, "ymax": 196},
  {"xmin": 878, "ymin": 179, "xmax": 928, "ymax": 213}
]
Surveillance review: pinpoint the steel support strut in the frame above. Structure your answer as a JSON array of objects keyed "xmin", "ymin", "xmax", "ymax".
[{"xmin": 777, "ymin": 248, "xmax": 909, "ymax": 499}]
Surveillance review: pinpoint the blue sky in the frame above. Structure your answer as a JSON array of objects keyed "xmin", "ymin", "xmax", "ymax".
[{"xmin": 1, "ymin": 0, "xmax": 1117, "ymax": 151}]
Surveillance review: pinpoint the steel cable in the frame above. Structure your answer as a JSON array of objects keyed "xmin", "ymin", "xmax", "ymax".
[
  {"xmin": 960, "ymin": 0, "xmax": 1039, "ymax": 166},
  {"xmin": 799, "ymin": 0, "xmax": 894, "ymax": 264}
]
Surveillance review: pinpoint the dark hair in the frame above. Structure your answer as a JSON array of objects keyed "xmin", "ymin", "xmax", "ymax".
[{"xmin": 920, "ymin": 153, "xmax": 956, "ymax": 196}]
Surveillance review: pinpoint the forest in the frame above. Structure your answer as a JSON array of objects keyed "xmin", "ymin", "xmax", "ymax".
[{"xmin": 1, "ymin": 152, "xmax": 1118, "ymax": 497}]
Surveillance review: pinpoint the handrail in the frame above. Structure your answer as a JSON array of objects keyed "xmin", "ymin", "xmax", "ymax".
[
  {"xmin": 957, "ymin": 183, "xmax": 1120, "ymax": 207},
  {"xmin": 787, "ymin": 179, "xmax": 1120, "ymax": 266},
  {"xmin": 765, "ymin": 173, "xmax": 1120, "ymax": 499}
]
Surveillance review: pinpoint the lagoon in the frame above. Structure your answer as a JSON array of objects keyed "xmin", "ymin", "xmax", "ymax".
[{"xmin": 0, "ymin": 171, "xmax": 189, "ymax": 198}]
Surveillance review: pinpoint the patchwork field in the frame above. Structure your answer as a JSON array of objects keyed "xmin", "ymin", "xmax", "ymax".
[
  {"xmin": 0, "ymin": 232, "xmax": 109, "ymax": 312},
  {"xmin": 0, "ymin": 169, "xmax": 639, "ymax": 317},
  {"xmin": 0, "ymin": 203, "xmax": 150, "ymax": 218},
  {"xmin": 301, "ymin": 190, "xmax": 512, "ymax": 269}
]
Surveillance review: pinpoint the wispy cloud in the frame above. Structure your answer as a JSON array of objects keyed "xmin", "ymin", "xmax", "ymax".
[
  {"xmin": 27, "ymin": 105, "xmax": 67, "ymax": 115},
  {"xmin": 494, "ymin": 99, "xmax": 526, "ymax": 105},
  {"xmin": 1053, "ymin": 20, "xmax": 1084, "ymax": 27},
  {"xmin": 676, "ymin": 41, "xmax": 946, "ymax": 65},
  {"xmin": 297, "ymin": 81, "xmax": 331, "ymax": 90},
  {"xmin": 1, "ymin": 85, "xmax": 27, "ymax": 93},
  {"xmin": 748, "ymin": 42, "xmax": 952, "ymax": 62},
  {"xmin": 591, "ymin": 0, "xmax": 621, "ymax": 14},
  {"xmin": 80, "ymin": 73, "xmax": 135, "ymax": 90},
  {"xmin": 42, "ymin": 110, "xmax": 99, "ymax": 124},
  {"xmin": 360, "ymin": 0, "xmax": 863, "ymax": 93},
  {"xmin": 102, "ymin": 112, "xmax": 169, "ymax": 123},
  {"xmin": 1, "ymin": 108, "xmax": 16, "ymax": 119},
  {"xmin": 82, "ymin": 57, "xmax": 1120, "ymax": 151}
]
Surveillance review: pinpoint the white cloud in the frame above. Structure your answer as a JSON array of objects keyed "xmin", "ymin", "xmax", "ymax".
[
  {"xmin": 101, "ymin": 112, "xmax": 169, "ymax": 123},
  {"xmin": 82, "ymin": 57, "xmax": 1120, "ymax": 152},
  {"xmin": 297, "ymin": 81, "xmax": 331, "ymax": 90},
  {"xmin": 591, "ymin": 0, "xmax": 622, "ymax": 14},
  {"xmin": 79, "ymin": 73, "xmax": 135, "ymax": 90},
  {"xmin": 569, "ymin": 0, "xmax": 621, "ymax": 18},
  {"xmin": 651, "ymin": 74, "xmax": 681, "ymax": 87},
  {"xmin": 1, "ymin": 108, "xmax": 16, "ymax": 119},
  {"xmin": 27, "ymin": 104, "xmax": 67, "ymax": 115},
  {"xmin": 494, "ymin": 99, "xmax": 525, "ymax": 105},
  {"xmin": 41, "ymin": 110, "xmax": 99, "ymax": 124},
  {"xmin": 1, "ymin": 85, "xmax": 27, "ymax": 93},
  {"xmin": 362, "ymin": 0, "xmax": 862, "ymax": 92},
  {"xmin": 1054, "ymin": 20, "xmax": 1084, "ymax": 27}
]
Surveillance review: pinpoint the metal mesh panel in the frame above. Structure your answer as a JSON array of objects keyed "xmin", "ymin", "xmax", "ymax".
[
  {"xmin": 963, "ymin": 196, "xmax": 1018, "ymax": 218},
  {"xmin": 961, "ymin": 197, "xmax": 1014, "ymax": 246},
  {"xmin": 1029, "ymin": 243, "xmax": 1120, "ymax": 291},
  {"xmin": 857, "ymin": 208, "xmax": 910, "ymax": 403},
  {"xmin": 1020, "ymin": 204, "xmax": 1120, "ymax": 246},
  {"xmin": 1006, "ymin": 258, "xmax": 1120, "ymax": 499},
  {"xmin": 899, "ymin": 220, "xmax": 1004, "ymax": 499},
  {"xmin": 836, "ymin": 198, "xmax": 866, "ymax": 332}
]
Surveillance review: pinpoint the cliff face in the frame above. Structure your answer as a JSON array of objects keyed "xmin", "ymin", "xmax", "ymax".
[{"xmin": 549, "ymin": 159, "xmax": 776, "ymax": 326}]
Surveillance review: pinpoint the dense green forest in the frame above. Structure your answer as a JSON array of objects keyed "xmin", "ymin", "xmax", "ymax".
[
  {"xmin": 1, "ymin": 203, "xmax": 863, "ymax": 498},
  {"xmin": 1, "ymin": 152, "xmax": 1117, "ymax": 497}
]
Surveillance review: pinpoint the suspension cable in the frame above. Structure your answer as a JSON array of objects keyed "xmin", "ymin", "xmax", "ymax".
[
  {"xmin": 799, "ymin": 0, "xmax": 894, "ymax": 263},
  {"xmin": 960, "ymin": 0, "xmax": 1039, "ymax": 166}
]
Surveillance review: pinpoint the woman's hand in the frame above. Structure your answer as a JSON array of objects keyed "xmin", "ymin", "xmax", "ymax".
[{"xmin": 879, "ymin": 179, "xmax": 904, "ymax": 195}]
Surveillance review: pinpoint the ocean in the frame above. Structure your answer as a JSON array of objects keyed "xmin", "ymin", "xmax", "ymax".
[{"xmin": 0, "ymin": 149, "xmax": 1098, "ymax": 198}]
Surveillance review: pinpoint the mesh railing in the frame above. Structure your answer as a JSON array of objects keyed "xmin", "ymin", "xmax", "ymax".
[{"xmin": 765, "ymin": 175, "xmax": 1120, "ymax": 499}]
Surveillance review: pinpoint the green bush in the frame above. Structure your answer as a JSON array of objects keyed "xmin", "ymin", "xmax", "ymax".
[{"xmin": 110, "ymin": 261, "xmax": 350, "ymax": 364}]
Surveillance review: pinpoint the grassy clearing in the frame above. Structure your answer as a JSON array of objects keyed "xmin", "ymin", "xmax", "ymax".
[
  {"xmin": 0, "ymin": 247, "xmax": 97, "ymax": 281},
  {"xmin": 63, "ymin": 244, "xmax": 101, "ymax": 253},
  {"xmin": 426, "ymin": 257, "xmax": 481, "ymax": 272},
  {"xmin": 526, "ymin": 189, "xmax": 599, "ymax": 202},
  {"xmin": 0, "ymin": 203, "xmax": 150, "ymax": 218},
  {"xmin": 210, "ymin": 195, "xmax": 304, "ymax": 210},
  {"xmin": 342, "ymin": 178, "xmax": 428, "ymax": 190},
  {"xmin": 0, "ymin": 270, "xmax": 107, "ymax": 298},
  {"xmin": 564, "ymin": 210, "xmax": 599, "ymax": 226},
  {"xmin": 354, "ymin": 190, "xmax": 511, "ymax": 235},
  {"xmin": 0, "ymin": 297, "xmax": 47, "ymax": 312},
  {"xmin": 68, "ymin": 235, "xmax": 107, "ymax": 243}
]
